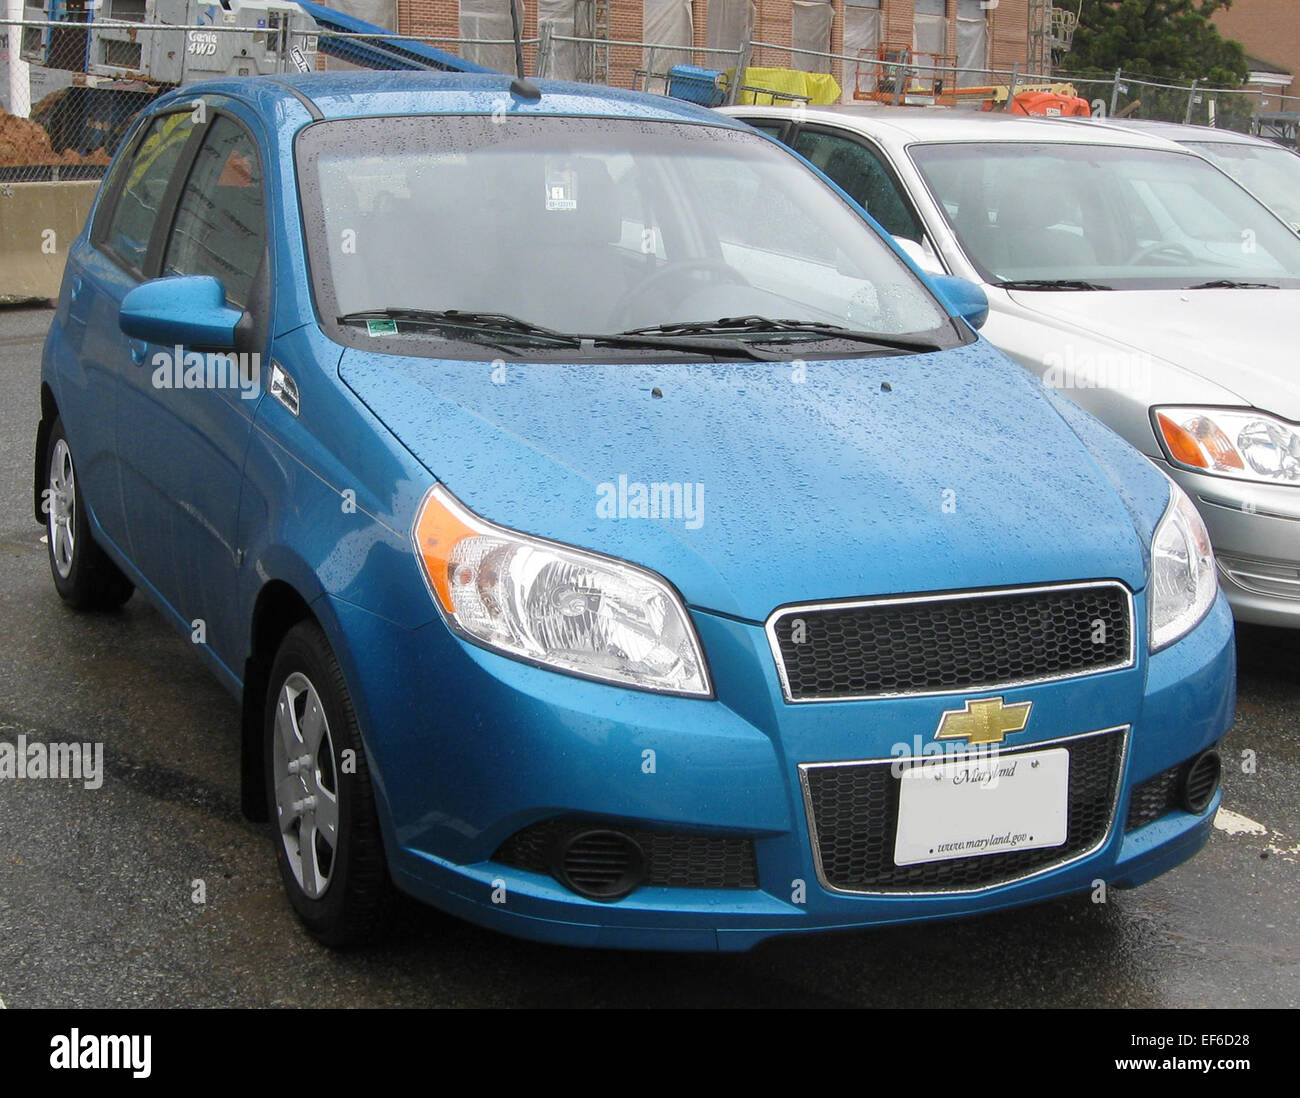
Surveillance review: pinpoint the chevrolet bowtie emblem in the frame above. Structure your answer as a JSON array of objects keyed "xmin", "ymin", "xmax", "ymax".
[{"xmin": 934, "ymin": 697, "xmax": 1032, "ymax": 746}]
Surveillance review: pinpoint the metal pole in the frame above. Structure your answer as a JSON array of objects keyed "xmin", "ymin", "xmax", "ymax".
[
  {"xmin": 1184, "ymin": 78, "xmax": 1199, "ymax": 124},
  {"xmin": 646, "ymin": 46, "xmax": 656, "ymax": 92},
  {"xmin": 536, "ymin": 21, "xmax": 552, "ymax": 78},
  {"xmin": 726, "ymin": 36, "xmax": 752, "ymax": 105},
  {"xmin": 1109, "ymin": 67, "xmax": 1121, "ymax": 117},
  {"xmin": 1004, "ymin": 61, "xmax": 1019, "ymax": 112},
  {"xmin": 509, "ymin": 0, "xmax": 525, "ymax": 78}
]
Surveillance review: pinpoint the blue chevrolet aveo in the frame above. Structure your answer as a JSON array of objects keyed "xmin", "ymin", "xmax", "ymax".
[{"xmin": 36, "ymin": 70, "xmax": 1235, "ymax": 950}]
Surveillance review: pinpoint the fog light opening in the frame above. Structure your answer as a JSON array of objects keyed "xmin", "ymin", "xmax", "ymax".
[
  {"xmin": 1181, "ymin": 749, "xmax": 1222, "ymax": 815},
  {"xmin": 551, "ymin": 829, "xmax": 646, "ymax": 902}
]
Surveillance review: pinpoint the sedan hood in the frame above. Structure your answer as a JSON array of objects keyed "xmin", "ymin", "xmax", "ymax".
[
  {"xmin": 1007, "ymin": 287, "xmax": 1300, "ymax": 421},
  {"xmin": 340, "ymin": 341, "xmax": 1160, "ymax": 622}
]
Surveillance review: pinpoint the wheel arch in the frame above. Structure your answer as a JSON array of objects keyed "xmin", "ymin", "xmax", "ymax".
[
  {"xmin": 240, "ymin": 579, "xmax": 318, "ymax": 821},
  {"xmin": 34, "ymin": 382, "xmax": 59, "ymax": 525}
]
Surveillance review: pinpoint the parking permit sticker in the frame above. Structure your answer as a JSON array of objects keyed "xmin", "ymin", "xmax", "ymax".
[
  {"xmin": 545, "ymin": 166, "xmax": 577, "ymax": 211},
  {"xmin": 365, "ymin": 319, "xmax": 398, "ymax": 336}
]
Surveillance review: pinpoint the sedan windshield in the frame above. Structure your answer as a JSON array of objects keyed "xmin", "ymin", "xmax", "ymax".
[
  {"xmin": 1183, "ymin": 140, "xmax": 1300, "ymax": 231},
  {"xmin": 296, "ymin": 115, "xmax": 958, "ymax": 358},
  {"xmin": 909, "ymin": 141, "xmax": 1300, "ymax": 290}
]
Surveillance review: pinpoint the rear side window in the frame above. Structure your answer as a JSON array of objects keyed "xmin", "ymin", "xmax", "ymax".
[
  {"xmin": 100, "ymin": 111, "xmax": 196, "ymax": 275},
  {"xmin": 791, "ymin": 129, "xmax": 922, "ymax": 242},
  {"xmin": 162, "ymin": 116, "xmax": 266, "ymax": 309}
]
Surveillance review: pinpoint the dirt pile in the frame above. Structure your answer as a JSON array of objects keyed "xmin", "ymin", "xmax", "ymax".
[{"xmin": 0, "ymin": 107, "xmax": 110, "ymax": 168}]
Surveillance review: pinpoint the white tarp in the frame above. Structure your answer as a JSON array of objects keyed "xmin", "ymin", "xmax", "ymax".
[
  {"xmin": 956, "ymin": 1, "xmax": 989, "ymax": 84},
  {"xmin": 706, "ymin": 0, "xmax": 753, "ymax": 69},
  {"xmin": 843, "ymin": 1, "xmax": 881, "ymax": 102},
  {"xmin": 460, "ymin": 0, "xmax": 522, "ymax": 74},
  {"xmin": 333, "ymin": 0, "xmax": 397, "ymax": 31},
  {"xmin": 538, "ymin": 0, "xmax": 577, "ymax": 80},
  {"xmin": 643, "ymin": 0, "xmax": 693, "ymax": 77},
  {"xmin": 792, "ymin": 0, "xmax": 832, "ymax": 75}
]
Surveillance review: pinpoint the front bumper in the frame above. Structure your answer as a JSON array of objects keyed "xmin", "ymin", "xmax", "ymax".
[
  {"xmin": 1158, "ymin": 458, "xmax": 1300, "ymax": 628},
  {"xmin": 321, "ymin": 585, "xmax": 1235, "ymax": 952}
]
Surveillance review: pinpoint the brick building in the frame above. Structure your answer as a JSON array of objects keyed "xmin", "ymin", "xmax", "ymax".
[
  {"xmin": 1212, "ymin": 0, "xmax": 1299, "ymax": 101},
  {"xmin": 391, "ymin": 0, "xmax": 1035, "ymax": 103}
]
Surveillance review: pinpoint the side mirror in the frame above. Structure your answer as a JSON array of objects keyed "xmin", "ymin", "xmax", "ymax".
[
  {"xmin": 930, "ymin": 274, "xmax": 989, "ymax": 331},
  {"xmin": 119, "ymin": 275, "xmax": 243, "ymax": 351},
  {"xmin": 892, "ymin": 234, "xmax": 945, "ymax": 276}
]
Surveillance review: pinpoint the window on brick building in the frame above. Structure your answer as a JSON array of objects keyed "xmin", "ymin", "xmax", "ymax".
[
  {"xmin": 792, "ymin": 0, "xmax": 833, "ymax": 75},
  {"xmin": 955, "ymin": 0, "xmax": 989, "ymax": 83},
  {"xmin": 644, "ymin": 0, "xmax": 694, "ymax": 78},
  {"xmin": 843, "ymin": 0, "xmax": 882, "ymax": 102},
  {"xmin": 538, "ymin": 0, "xmax": 578, "ymax": 81},
  {"xmin": 460, "ymin": 0, "xmax": 520, "ymax": 73},
  {"xmin": 707, "ymin": 0, "xmax": 754, "ymax": 66}
]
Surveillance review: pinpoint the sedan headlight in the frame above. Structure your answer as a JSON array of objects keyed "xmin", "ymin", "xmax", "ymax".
[
  {"xmin": 1154, "ymin": 406, "xmax": 1300, "ymax": 485},
  {"xmin": 1150, "ymin": 478, "xmax": 1218, "ymax": 651},
  {"xmin": 412, "ymin": 485, "xmax": 711, "ymax": 697}
]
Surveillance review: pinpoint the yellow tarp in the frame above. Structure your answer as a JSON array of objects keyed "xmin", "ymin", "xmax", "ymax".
[{"xmin": 728, "ymin": 67, "xmax": 841, "ymax": 106}]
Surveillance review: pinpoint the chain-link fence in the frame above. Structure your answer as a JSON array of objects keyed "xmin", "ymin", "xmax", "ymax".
[{"xmin": 4, "ymin": 14, "xmax": 1299, "ymax": 188}]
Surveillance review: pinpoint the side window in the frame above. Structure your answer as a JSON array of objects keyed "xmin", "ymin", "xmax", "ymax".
[
  {"xmin": 791, "ymin": 129, "xmax": 922, "ymax": 242},
  {"xmin": 162, "ymin": 116, "xmax": 266, "ymax": 309},
  {"xmin": 100, "ymin": 111, "xmax": 196, "ymax": 275}
]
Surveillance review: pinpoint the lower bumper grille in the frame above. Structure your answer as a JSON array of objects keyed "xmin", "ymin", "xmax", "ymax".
[
  {"xmin": 801, "ymin": 728, "xmax": 1126, "ymax": 893},
  {"xmin": 1216, "ymin": 553, "xmax": 1300, "ymax": 601},
  {"xmin": 1126, "ymin": 763, "xmax": 1183, "ymax": 831},
  {"xmin": 494, "ymin": 818, "xmax": 759, "ymax": 890}
]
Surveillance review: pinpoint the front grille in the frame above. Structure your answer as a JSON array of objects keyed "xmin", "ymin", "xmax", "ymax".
[
  {"xmin": 769, "ymin": 583, "xmax": 1133, "ymax": 701},
  {"xmin": 802, "ymin": 728, "xmax": 1126, "ymax": 893},
  {"xmin": 1126, "ymin": 763, "xmax": 1183, "ymax": 831},
  {"xmin": 494, "ymin": 818, "xmax": 759, "ymax": 890}
]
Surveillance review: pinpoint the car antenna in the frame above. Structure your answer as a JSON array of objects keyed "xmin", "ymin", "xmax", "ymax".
[{"xmin": 506, "ymin": 0, "xmax": 540, "ymax": 98}]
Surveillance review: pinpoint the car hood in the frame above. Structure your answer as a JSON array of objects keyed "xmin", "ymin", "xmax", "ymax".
[
  {"xmin": 339, "ymin": 341, "xmax": 1161, "ymax": 622},
  {"xmin": 1005, "ymin": 287, "xmax": 1300, "ymax": 421}
]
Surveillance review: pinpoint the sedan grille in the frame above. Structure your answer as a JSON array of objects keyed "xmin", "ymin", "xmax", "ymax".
[
  {"xmin": 801, "ymin": 728, "xmax": 1126, "ymax": 893},
  {"xmin": 768, "ymin": 582, "xmax": 1133, "ymax": 701}
]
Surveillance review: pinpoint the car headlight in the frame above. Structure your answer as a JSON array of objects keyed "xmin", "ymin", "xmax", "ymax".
[
  {"xmin": 411, "ymin": 485, "xmax": 711, "ymax": 697},
  {"xmin": 1154, "ymin": 406, "xmax": 1300, "ymax": 485},
  {"xmin": 1150, "ymin": 478, "xmax": 1218, "ymax": 651}
]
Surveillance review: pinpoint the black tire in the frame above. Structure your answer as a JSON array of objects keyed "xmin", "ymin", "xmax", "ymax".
[
  {"xmin": 44, "ymin": 417, "xmax": 134, "ymax": 610},
  {"xmin": 264, "ymin": 620, "xmax": 394, "ymax": 947}
]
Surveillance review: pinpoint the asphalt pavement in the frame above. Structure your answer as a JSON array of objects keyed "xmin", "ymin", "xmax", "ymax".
[{"xmin": 0, "ymin": 303, "xmax": 1295, "ymax": 1007}]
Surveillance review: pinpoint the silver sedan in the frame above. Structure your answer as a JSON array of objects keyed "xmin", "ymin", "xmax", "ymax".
[{"xmin": 724, "ymin": 105, "xmax": 1300, "ymax": 627}]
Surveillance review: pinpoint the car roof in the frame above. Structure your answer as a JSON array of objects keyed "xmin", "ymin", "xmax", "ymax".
[
  {"xmin": 1071, "ymin": 116, "xmax": 1287, "ymax": 149},
  {"xmin": 722, "ymin": 102, "xmax": 1190, "ymax": 149},
  {"xmin": 158, "ymin": 70, "xmax": 742, "ymax": 128}
]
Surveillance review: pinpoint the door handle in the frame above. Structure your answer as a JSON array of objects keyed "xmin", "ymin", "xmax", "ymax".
[
  {"xmin": 69, "ymin": 276, "xmax": 84, "ymax": 305},
  {"xmin": 128, "ymin": 339, "xmax": 148, "ymax": 365}
]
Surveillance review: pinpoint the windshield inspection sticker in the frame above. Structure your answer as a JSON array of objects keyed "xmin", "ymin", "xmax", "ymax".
[
  {"xmin": 365, "ymin": 319, "xmax": 398, "ymax": 336},
  {"xmin": 545, "ymin": 166, "xmax": 577, "ymax": 211}
]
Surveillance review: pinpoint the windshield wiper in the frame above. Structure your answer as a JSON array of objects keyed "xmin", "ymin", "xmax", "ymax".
[
  {"xmin": 623, "ymin": 316, "xmax": 942, "ymax": 355},
  {"xmin": 338, "ymin": 308, "xmax": 581, "ymax": 345},
  {"xmin": 996, "ymin": 279, "xmax": 1114, "ymax": 291},
  {"xmin": 337, "ymin": 308, "xmax": 778, "ymax": 361},
  {"xmin": 1185, "ymin": 279, "xmax": 1278, "ymax": 290}
]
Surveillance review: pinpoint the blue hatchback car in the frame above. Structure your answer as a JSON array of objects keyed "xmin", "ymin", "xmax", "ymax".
[{"xmin": 36, "ymin": 71, "xmax": 1235, "ymax": 951}]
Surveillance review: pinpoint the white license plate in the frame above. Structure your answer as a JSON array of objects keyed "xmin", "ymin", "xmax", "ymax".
[{"xmin": 893, "ymin": 747, "xmax": 1070, "ymax": 867}]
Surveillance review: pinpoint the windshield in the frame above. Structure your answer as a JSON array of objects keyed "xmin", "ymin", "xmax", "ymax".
[
  {"xmin": 1184, "ymin": 140, "xmax": 1300, "ymax": 231},
  {"xmin": 909, "ymin": 141, "xmax": 1300, "ymax": 290},
  {"xmin": 296, "ymin": 115, "xmax": 959, "ymax": 359}
]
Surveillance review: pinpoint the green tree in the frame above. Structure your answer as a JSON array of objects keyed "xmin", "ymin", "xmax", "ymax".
[{"xmin": 1062, "ymin": 1, "xmax": 1249, "ymax": 86}]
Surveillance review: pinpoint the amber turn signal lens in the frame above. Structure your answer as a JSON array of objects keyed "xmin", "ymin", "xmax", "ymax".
[
  {"xmin": 1156, "ymin": 413, "xmax": 1244, "ymax": 472},
  {"xmin": 412, "ymin": 489, "xmax": 481, "ymax": 613}
]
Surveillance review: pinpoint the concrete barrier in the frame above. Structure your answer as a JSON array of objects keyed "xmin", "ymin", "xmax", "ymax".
[{"xmin": 0, "ymin": 180, "xmax": 99, "ymax": 303}]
